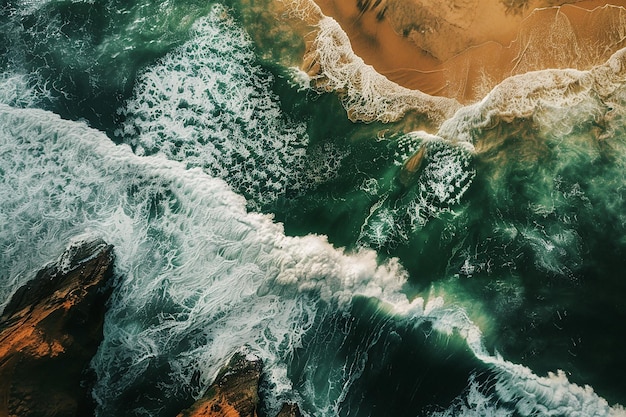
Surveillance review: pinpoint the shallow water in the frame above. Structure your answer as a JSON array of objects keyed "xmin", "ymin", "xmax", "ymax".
[{"xmin": 1, "ymin": 1, "xmax": 626, "ymax": 416}]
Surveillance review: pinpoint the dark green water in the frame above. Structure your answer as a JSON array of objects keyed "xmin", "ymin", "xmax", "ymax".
[{"xmin": 1, "ymin": 0, "xmax": 625, "ymax": 416}]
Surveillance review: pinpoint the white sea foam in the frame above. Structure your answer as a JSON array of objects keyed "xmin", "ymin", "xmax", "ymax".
[
  {"xmin": 438, "ymin": 47, "xmax": 626, "ymax": 144},
  {"xmin": 8, "ymin": 0, "xmax": 60, "ymax": 15},
  {"xmin": 358, "ymin": 132, "xmax": 474, "ymax": 248},
  {"xmin": 1, "ymin": 102, "xmax": 623, "ymax": 415},
  {"xmin": 0, "ymin": 72, "xmax": 50, "ymax": 108},
  {"xmin": 430, "ymin": 374, "xmax": 514, "ymax": 417},
  {"xmin": 399, "ymin": 299, "xmax": 626, "ymax": 417},
  {"xmin": 2, "ymin": 5, "xmax": 626, "ymax": 415},
  {"xmin": 117, "ymin": 6, "xmax": 342, "ymax": 209},
  {"xmin": 286, "ymin": 66, "xmax": 313, "ymax": 92},
  {"xmin": 292, "ymin": 7, "xmax": 459, "ymax": 124},
  {"xmin": 0, "ymin": 102, "xmax": 406, "ymax": 415},
  {"xmin": 408, "ymin": 139, "xmax": 474, "ymax": 227}
]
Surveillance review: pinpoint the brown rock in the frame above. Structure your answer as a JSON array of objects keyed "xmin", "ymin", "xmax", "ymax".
[
  {"xmin": 399, "ymin": 144, "xmax": 427, "ymax": 187},
  {"xmin": 177, "ymin": 352, "xmax": 263, "ymax": 417},
  {"xmin": 0, "ymin": 239, "xmax": 115, "ymax": 417},
  {"xmin": 276, "ymin": 403, "xmax": 302, "ymax": 417}
]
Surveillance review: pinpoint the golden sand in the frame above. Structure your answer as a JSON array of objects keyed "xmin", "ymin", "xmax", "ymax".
[{"xmin": 310, "ymin": 0, "xmax": 626, "ymax": 102}]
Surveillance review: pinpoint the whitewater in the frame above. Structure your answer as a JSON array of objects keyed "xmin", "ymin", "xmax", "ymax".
[{"xmin": 2, "ymin": 1, "xmax": 626, "ymax": 416}]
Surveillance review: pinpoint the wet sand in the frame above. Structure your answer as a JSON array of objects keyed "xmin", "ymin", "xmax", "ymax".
[{"xmin": 309, "ymin": 0, "xmax": 626, "ymax": 102}]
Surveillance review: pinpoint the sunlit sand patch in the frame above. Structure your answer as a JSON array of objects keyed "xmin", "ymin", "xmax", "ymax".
[
  {"xmin": 302, "ymin": 16, "xmax": 460, "ymax": 125},
  {"xmin": 302, "ymin": 0, "xmax": 626, "ymax": 103},
  {"xmin": 436, "ymin": 46, "xmax": 626, "ymax": 157},
  {"xmin": 446, "ymin": 3, "xmax": 626, "ymax": 101},
  {"xmin": 273, "ymin": 0, "xmax": 460, "ymax": 128},
  {"xmin": 256, "ymin": 0, "xmax": 626, "ymax": 132}
]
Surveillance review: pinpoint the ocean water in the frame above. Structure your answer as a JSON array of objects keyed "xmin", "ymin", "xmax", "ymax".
[{"xmin": 1, "ymin": 1, "xmax": 626, "ymax": 416}]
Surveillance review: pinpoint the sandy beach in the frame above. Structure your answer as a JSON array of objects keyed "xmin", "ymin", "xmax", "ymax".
[{"xmin": 309, "ymin": 0, "xmax": 626, "ymax": 102}]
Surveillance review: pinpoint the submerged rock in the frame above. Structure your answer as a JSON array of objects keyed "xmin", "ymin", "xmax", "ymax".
[
  {"xmin": 399, "ymin": 144, "xmax": 427, "ymax": 187},
  {"xmin": 0, "ymin": 239, "xmax": 115, "ymax": 417},
  {"xmin": 177, "ymin": 352, "xmax": 303, "ymax": 417}
]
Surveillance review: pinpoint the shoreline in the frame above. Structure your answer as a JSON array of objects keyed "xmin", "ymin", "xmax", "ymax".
[{"xmin": 309, "ymin": 0, "xmax": 626, "ymax": 102}]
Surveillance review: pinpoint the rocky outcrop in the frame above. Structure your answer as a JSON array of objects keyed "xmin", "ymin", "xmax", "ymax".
[
  {"xmin": 177, "ymin": 351, "xmax": 262, "ymax": 417},
  {"xmin": 0, "ymin": 240, "xmax": 302, "ymax": 417},
  {"xmin": 0, "ymin": 239, "xmax": 115, "ymax": 417},
  {"xmin": 177, "ymin": 352, "xmax": 303, "ymax": 417}
]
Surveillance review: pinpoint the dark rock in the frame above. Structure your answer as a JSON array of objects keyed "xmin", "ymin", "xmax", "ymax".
[
  {"xmin": 0, "ymin": 239, "xmax": 115, "ymax": 417},
  {"xmin": 177, "ymin": 351, "xmax": 305, "ymax": 417},
  {"xmin": 177, "ymin": 351, "xmax": 263, "ymax": 417},
  {"xmin": 276, "ymin": 403, "xmax": 302, "ymax": 417}
]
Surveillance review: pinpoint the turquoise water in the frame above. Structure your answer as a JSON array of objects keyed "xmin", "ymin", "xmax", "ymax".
[{"xmin": 1, "ymin": 1, "xmax": 626, "ymax": 416}]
